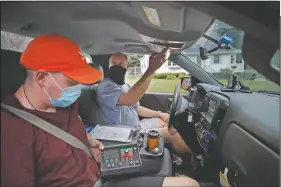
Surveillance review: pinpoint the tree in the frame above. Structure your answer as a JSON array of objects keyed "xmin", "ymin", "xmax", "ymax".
[{"xmin": 126, "ymin": 53, "xmax": 143, "ymax": 67}]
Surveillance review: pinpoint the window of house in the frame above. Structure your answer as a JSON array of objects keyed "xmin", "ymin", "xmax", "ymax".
[
  {"xmin": 213, "ymin": 55, "xmax": 220, "ymax": 64},
  {"xmin": 167, "ymin": 61, "xmax": 179, "ymax": 67},
  {"xmin": 231, "ymin": 54, "xmax": 235, "ymax": 64},
  {"xmin": 236, "ymin": 53, "xmax": 243, "ymax": 63},
  {"xmin": 196, "ymin": 56, "xmax": 201, "ymax": 66}
]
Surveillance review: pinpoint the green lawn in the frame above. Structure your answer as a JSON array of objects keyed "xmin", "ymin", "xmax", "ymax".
[
  {"xmin": 218, "ymin": 79, "xmax": 280, "ymax": 92},
  {"xmin": 126, "ymin": 76, "xmax": 280, "ymax": 93},
  {"xmin": 126, "ymin": 76, "xmax": 184, "ymax": 93}
]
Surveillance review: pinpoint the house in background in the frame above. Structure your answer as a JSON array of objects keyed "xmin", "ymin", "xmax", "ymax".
[
  {"xmin": 139, "ymin": 55, "xmax": 188, "ymax": 74},
  {"xmin": 139, "ymin": 47, "xmax": 244, "ymax": 74},
  {"xmin": 182, "ymin": 48, "xmax": 244, "ymax": 73}
]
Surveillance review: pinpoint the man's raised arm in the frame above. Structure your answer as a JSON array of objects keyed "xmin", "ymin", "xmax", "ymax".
[{"xmin": 119, "ymin": 48, "xmax": 170, "ymax": 106}]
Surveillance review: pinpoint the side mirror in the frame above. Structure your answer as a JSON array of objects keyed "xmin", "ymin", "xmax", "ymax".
[
  {"xmin": 181, "ymin": 77, "xmax": 191, "ymax": 90},
  {"xmin": 228, "ymin": 74, "xmax": 238, "ymax": 89}
]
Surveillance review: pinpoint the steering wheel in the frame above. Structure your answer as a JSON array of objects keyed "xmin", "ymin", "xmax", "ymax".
[{"xmin": 168, "ymin": 84, "xmax": 181, "ymax": 127}]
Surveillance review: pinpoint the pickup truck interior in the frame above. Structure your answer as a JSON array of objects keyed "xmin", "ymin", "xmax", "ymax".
[{"xmin": 1, "ymin": 1, "xmax": 280, "ymax": 187}]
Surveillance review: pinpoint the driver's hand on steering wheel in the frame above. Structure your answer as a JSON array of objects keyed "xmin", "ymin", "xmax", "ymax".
[{"xmin": 159, "ymin": 112, "xmax": 169, "ymax": 123}]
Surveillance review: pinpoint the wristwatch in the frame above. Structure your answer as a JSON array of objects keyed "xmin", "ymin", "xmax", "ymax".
[{"xmin": 156, "ymin": 111, "xmax": 161, "ymax": 118}]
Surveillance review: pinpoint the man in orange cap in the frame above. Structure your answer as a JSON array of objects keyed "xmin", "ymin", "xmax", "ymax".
[
  {"xmin": 1, "ymin": 34, "xmax": 199, "ymax": 187},
  {"xmin": 1, "ymin": 34, "xmax": 104, "ymax": 187}
]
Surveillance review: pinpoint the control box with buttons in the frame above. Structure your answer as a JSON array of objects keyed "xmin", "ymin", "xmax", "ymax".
[{"xmin": 100, "ymin": 142, "xmax": 142, "ymax": 179}]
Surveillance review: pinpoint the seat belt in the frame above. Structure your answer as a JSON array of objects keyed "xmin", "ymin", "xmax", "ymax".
[{"xmin": 1, "ymin": 103, "xmax": 93, "ymax": 159}]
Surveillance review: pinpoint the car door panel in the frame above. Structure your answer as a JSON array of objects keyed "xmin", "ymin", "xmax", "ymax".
[{"xmin": 139, "ymin": 93, "xmax": 174, "ymax": 113}]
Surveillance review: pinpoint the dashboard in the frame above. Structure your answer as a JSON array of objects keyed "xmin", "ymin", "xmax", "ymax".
[{"xmin": 187, "ymin": 83, "xmax": 279, "ymax": 187}]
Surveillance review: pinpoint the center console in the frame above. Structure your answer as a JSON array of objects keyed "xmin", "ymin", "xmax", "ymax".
[{"xmin": 194, "ymin": 92, "xmax": 229, "ymax": 156}]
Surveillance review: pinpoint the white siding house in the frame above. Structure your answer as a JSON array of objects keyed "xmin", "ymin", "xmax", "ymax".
[
  {"xmin": 140, "ymin": 48, "xmax": 244, "ymax": 74},
  {"xmin": 139, "ymin": 55, "xmax": 187, "ymax": 74}
]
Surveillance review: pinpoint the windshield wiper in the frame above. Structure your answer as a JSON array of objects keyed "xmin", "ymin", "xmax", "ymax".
[{"xmin": 256, "ymin": 90, "xmax": 280, "ymax": 95}]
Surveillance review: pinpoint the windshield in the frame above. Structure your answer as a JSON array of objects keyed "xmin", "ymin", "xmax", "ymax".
[{"xmin": 181, "ymin": 19, "xmax": 280, "ymax": 93}]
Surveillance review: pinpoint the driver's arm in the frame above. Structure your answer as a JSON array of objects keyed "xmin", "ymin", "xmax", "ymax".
[
  {"xmin": 137, "ymin": 106, "xmax": 160, "ymax": 118},
  {"xmin": 119, "ymin": 48, "xmax": 170, "ymax": 106},
  {"xmin": 119, "ymin": 69, "xmax": 154, "ymax": 106}
]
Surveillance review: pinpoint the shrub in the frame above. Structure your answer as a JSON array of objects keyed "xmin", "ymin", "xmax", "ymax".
[
  {"xmin": 235, "ymin": 71, "xmax": 264, "ymax": 80},
  {"xmin": 211, "ymin": 68, "xmax": 232, "ymax": 79},
  {"xmin": 166, "ymin": 75, "xmax": 177, "ymax": 80},
  {"xmin": 178, "ymin": 73, "xmax": 190, "ymax": 79},
  {"xmin": 153, "ymin": 72, "xmax": 189, "ymax": 79},
  {"xmin": 153, "ymin": 73, "xmax": 168, "ymax": 79}
]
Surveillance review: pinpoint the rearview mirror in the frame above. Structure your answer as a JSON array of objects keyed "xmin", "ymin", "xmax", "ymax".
[
  {"xmin": 199, "ymin": 47, "xmax": 209, "ymax": 60},
  {"xmin": 181, "ymin": 77, "xmax": 191, "ymax": 90}
]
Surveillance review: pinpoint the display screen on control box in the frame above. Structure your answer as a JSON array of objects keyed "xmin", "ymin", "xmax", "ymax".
[
  {"xmin": 103, "ymin": 150, "xmax": 119, "ymax": 160},
  {"xmin": 103, "ymin": 147, "xmax": 135, "ymax": 160},
  {"xmin": 208, "ymin": 99, "xmax": 218, "ymax": 115}
]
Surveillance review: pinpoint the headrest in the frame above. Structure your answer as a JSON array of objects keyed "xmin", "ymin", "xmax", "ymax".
[{"xmin": 1, "ymin": 49, "xmax": 26, "ymax": 100}]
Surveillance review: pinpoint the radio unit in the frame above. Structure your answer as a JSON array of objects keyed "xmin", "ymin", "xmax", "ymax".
[{"xmin": 100, "ymin": 142, "xmax": 142, "ymax": 179}]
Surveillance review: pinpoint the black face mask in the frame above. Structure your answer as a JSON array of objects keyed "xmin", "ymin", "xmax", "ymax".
[{"xmin": 107, "ymin": 65, "xmax": 127, "ymax": 85}]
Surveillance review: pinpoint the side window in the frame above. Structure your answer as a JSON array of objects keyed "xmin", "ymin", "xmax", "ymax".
[
  {"xmin": 125, "ymin": 53, "xmax": 189, "ymax": 93},
  {"xmin": 1, "ymin": 30, "xmax": 92, "ymax": 64},
  {"xmin": 1, "ymin": 31, "xmax": 33, "ymax": 52}
]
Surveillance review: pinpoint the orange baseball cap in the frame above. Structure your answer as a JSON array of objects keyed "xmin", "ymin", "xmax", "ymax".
[{"xmin": 20, "ymin": 34, "xmax": 103, "ymax": 84}]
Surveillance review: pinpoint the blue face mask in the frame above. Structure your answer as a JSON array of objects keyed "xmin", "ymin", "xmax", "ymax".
[{"xmin": 43, "ymin": 74, "xmax": 83, "ymax": 108}]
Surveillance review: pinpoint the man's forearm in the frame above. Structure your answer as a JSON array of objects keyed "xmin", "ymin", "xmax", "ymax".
[
  {"xmin": 119, "ymin": 69, "xmax": 155, "ymax": 105},
  {"xmin": 137, "ymin": 106, "xmax": 159, "ymax": 118}
]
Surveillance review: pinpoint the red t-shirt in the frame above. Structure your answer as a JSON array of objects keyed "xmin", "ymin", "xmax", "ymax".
[{"xmin": 1, "ymin": 95, "xmax": 100, "ymax": 187}]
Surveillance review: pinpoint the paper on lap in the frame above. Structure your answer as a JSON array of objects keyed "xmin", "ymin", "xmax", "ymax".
[{"xmin": 89, "ymin": 125, "xmax": 133, "ymax": 143}]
